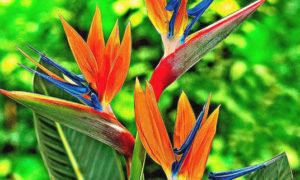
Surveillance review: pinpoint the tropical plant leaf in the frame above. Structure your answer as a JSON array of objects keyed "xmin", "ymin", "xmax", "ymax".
[
  {"xmin": 129, "ymin": 133, "xmax": 146, "ymax": 180},
  {"xmin": 247, "ymin": 152, "xmax": 294, "ymax": 180},
  {"xmin": 150, "ymin": 0, "xmax": 266, "ymax": 100},
  {"xmin": 33, "ymin": 60, "xmax": 125, "ymax": 179},
  {"xmin": 209, "ymin": 152, "xmax": 294, "ymax": 180}
]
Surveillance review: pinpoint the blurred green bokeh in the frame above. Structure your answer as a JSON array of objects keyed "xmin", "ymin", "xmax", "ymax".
[{"xmin": 0, "ymin": 0, "xmax": 299, "ymax": 179}]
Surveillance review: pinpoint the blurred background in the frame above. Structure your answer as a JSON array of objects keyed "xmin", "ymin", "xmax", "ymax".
[{"xmin": 0, "ymin": 0, "xmax": 299, "ymax": 179}]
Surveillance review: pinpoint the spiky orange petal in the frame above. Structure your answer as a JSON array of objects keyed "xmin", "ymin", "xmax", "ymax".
[
  {"xmin": 60, "ymin": 16, "xmax": 98, "ymax": 90},
  {"xmin": 144, "ymin": 0, "xmax": 170, "ymax": 33},
  {"xmin": 87, "ymin": 5, "xmax": 105, "ymax": 67},
  {"xmin": 179, "ymin": 106, "xmax": 220, "ymax": 179},
  {"xmin": 103, "ymin": 23, "xmax": 131, "ymax": 105},
  {"xmin": 96, "ymin": 21, "xmax": 120, "ymax": 102},
  {"xmin": 106, "ymin": 20, "xmax": 120, "ymax": 65},
  {"xmin": 174, "ymin": 91, "xmax": 196, "ymax": 150},
  {"xmin": 134, "ymin": 79, "xmax": 174, "ymax": 176}
]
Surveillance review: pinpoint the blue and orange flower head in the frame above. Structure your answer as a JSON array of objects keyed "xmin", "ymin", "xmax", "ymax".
[
  {"xmin": 11, "ymin": 6, "xmax": 131, "ymax": 114},
  {"xmin": 134, "ymin": 79, "xmax": 220, "ymax": 179},
  {"xmin": 0, "ymin": 6, "xmax": 134, "ymax": 159},
  {"xmin": 145, "ymin": 0, "xmax": 213, "ymax": 56},
  {"xmin": 60, "ymin": 6, "xmax": 131, "ymax": 110}
]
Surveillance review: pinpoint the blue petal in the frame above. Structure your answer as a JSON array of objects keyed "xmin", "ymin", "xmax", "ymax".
[
  {"xmin": 76, "ymin": 74, "xmax": 86, "ymax": 82},
  {"xmin": 166, "ymin": 0, "xmax": 181, "ymax": 38},
  {"xmin": 173, "ymin": 96, "xmax": 210, "ymax": 155},
  {"xmin": 187, "ymin": 0, "xmax": 213, "ymax": 16},
  {"xmin": 65, "ymin": 90, "xmax": 95, "ymax": 108},
  {"xmin": 166, "ymin": 0, "xmax": 180, "ymax": 11},
  {"xmin": 180, "ymin": 13, "xmax": 202, "ymax": 44},
  {"xmin": 171, "ymin": 141, "xmax": 191, "ymax": 177},
  {"xmin": 91, "ymin": 93, "xmax": 103, "ymax": 111},
  {"xmin": 171, "ymin": 96, "xmax": 211, "ymax": 177},
  {"xmin": 19, "ymin": 64, "xmax": 89, "ymax": 95},
  {"xmin": 208, "ymin": 164, "xmax": 265, "ymax": 180},
  {"xmin": 26, "ymin": 45, "xmax": 87, "ymax": 86},
  {"xmin": 181, "ymin": 0, "xmax": 213, "ymax": 43},
  {"xmin": 19, "ymin": 64, "xmax": 103, "ymax": 111},
  {"xmin": 209, "ymin": 154, "xmax": 286, "ymax": 179}
]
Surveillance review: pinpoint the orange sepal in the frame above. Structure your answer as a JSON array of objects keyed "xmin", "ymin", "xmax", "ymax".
[
  {"xmin": 60, "ymin": 16, "xmax": 98, "ymax": 90},
  {"xmin": 102, "ymin": 23, "xmax": 131, "ymax": 105},
  {"xmin": 179, "ymin": 106, "xmax": 220, "ymax": 179},
  {"xmin": 87, "ymin": 5, "xmax": 105, "ymax": 66},
  {"xmin": 105, "ymin": 20, "xmax": 120, "ymax": 65},
  {"xmin": 174, "ymin": 91, "xmax": 196, "ymax": 150},
  {"xmin": 134, "ymin": 79, "xmax": 174, "ymax": 176},
  {"xmin": 96, "ymin": 21, "xmax": 120, "ymax": 102},
  {"xmin": 173, "ymin": 0, "xmax": 188, "ymax": 37},
  {"xmin": 144, "ymin": 0, "xmax": 170, "ymax": 34}
]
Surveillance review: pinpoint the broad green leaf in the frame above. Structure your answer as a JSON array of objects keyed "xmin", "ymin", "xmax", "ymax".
[
  {"xmin": 33, "ymin": 60, "xmax": 125, "ymax": 179},
  {"xmin": 129, "ymin": 133, "xmax": 146, "ymax": 180},
  {"xmin": 247, "ymin": 152, "xmax": 294, "ymax": 180},
  {"xmin": 150, "ymin": 0, "xmax": 266, "ymax": 100}
]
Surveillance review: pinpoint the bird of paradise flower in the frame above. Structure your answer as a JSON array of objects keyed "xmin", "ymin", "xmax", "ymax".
[
  {"xmin": 0, "ymin": 0, "xmax": 269, "ymax": 179},
  {"xmin": 135, "ymin": 80, "xmax": 220, "ymax": 179},
  {"xmin": 0, "ymin": 6, "xmax": 135, "ymax": 174}
]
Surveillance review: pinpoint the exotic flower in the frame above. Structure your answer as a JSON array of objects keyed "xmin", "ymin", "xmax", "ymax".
[
  {"xmin": 148, "ymin": 0, "xmax": 266, "ymax": 100},
  {"xmin": 17, "ymin": 6, "xmax": 131, "ymax": 113},
  {"xmin": 145, "ymin": 0, "xmax": 213, "ymax": 56},
  {"xmin": 134, "ymin": 79, "xmax": 220, "ymax": 179},
  {"xmin": 0, "ymin": 6, "xmax": 134, "ymax": 158}
]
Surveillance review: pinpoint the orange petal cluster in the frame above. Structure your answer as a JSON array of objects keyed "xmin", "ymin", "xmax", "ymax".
[
  {"xmin": 61, "ymin": 6, "xmax": 131, "ymax": 107},
  {"xmin": 145, "ymin": 0, "xmax": 188, "ymax": 37},
  {"xmin": 134, "ymin": 80, "xmax": 220, "ymax": 179}
]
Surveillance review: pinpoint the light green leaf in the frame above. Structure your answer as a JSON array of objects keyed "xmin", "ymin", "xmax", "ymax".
[
  {"xmin": 32, "ymin": 60, "xmax": 125, "ymax": 179},
  {"xmin": 129, "ymin": 133, "xmax": 146, "ymax": 180}
]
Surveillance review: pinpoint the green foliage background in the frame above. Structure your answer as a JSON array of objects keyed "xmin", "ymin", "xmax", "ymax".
[{"xmin": 0, "ymin": 0, "xmax": 299, "ymax": 179}]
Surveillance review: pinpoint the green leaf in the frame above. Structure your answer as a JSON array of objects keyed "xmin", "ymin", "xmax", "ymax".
[
  {"xmin": 247, "ymin": 152, "xmax": 294, "ymax": 180},
  {"xmin": 129, "ymin": 133, "xmax": 146, "ymax": 180},
  {"xmin": 33, "ymin": 60, "xmax": 125, "ymax": 179}
]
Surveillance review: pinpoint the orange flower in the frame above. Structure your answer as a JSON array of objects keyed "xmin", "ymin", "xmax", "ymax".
[
  {"xmin": 145, "ymin": 0, "xmax": 213, "ymax": 56},
  {"xmin": 60, "ymin": 6, "xmax": 131, "ymax": 109},
  {"xmin": 16, "ymin": 6, "xmax": 131, "ymax": 114},
  {"xmin": 134, "ymin": 79, "xmax": 220, "ymax": 179},
  {"xmin": 1, "ymin": 5, "xmax": 135, "ymax": 159}
]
